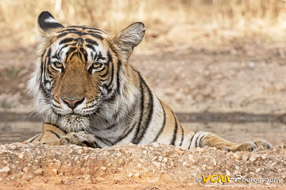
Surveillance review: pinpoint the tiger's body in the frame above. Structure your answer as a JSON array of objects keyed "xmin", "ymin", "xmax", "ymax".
[{"xmin": 26, "ymin": 11, "xmax": 272, "ymax": 152}]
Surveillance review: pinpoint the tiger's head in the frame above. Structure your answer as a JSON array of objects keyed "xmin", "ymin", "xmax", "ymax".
[{"xmin": 29, "ymin": 11, "xmax": 144, "ymax": 131}]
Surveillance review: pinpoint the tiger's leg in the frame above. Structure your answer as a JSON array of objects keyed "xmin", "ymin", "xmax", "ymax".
[
  {"xmin": 192, "ymin": 131, "xmax": 272, "ymax": 152},
  {"xmin": 24, "ymin": 123, "xmax": 97, "ymax": 148},
  {"xmin": 58, "ymin": 131, "xmax": 97, "ymax": 148},
  {"xmin": 24, "ymin": 123, "xmax": 66, "ymax": 145}
]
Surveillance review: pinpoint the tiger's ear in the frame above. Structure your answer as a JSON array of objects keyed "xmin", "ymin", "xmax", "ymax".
[
  {"xmin": 37, "ymin": 11, "xmax": 64, "ymax": 39},
  {"xmin": 112, "ymin": 22, "xmax": 145, "ymax": 60}
]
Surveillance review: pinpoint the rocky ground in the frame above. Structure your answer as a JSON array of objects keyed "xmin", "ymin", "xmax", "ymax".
[{"xmin": 0, "ymin": 143, "xmax": 285, "ymax": 190}]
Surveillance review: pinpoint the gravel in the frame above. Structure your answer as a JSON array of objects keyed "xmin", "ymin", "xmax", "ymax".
[{"xmin": 0, "ymin": 143, "xmax": 285, "ymax": 189}]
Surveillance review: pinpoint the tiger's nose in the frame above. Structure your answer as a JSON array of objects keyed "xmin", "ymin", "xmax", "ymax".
[{"xmin": 62, "ymin": 97, "xmax": 84, "ymax": 109}]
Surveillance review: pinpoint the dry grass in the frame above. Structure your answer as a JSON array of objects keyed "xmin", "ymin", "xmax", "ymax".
[{"xmin": 0, "ymin": 0, "xmax": 286, "ymax": 47}]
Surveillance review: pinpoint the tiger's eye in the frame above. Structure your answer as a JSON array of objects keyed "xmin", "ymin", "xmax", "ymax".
[
  {"xmin": 89, "ymin": 62, "xmax": 104, "ymax": 73},
  {"xmin": 54, "ymin": 62, "xmax": 63, "ymax": 68},
  {"xmin": 51, "ymin": 62, "xmax": 64, "ymax": 72}
]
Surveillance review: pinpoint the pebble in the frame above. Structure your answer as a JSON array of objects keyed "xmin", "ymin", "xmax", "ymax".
[
  {"xmin": 249, "ymin": 156, "xmax": 257, "ymax": 162},
  {"xmin": 163, "ymin": 157, "xmax": 168, "ymax": 163},
  {"xmin": 242, "ymin": 155, "xmax": 248, "ymax": 161},
  {"xmin": 51, "ymin": 169, "xmax": 58, "ymax": 175},
  {"xmin": 17, "ymin": 153, "xmax": 24, "ymax": 159},
  {"xmin": 34, "ymin": 169, "xmax": 44, "ymax": 176},
  {"xmin": 23, "ymin": 167, "xmax": 28, "ymax": 173},
  {"xmin": 52, "ymin": 159, "xmax": 61, "ymax": 168},
  {"xmin": 67, "ymin": 149, "xmax": 73, "ymax": 154},
  {"xmin": 0, "ymin": 166, "xmax": 10, "ymax": 175},
  {"xmin": 226, "ymin": 160, "xmax": 232, "ymax": 167},
  {"xmin": 84, "ymin": 174, "xmax": 91, "ymax": 180}
]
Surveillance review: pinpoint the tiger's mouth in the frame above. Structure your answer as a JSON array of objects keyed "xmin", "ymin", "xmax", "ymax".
[
  {"xmin": 52, "ymin": 106, "xmax": 99, "ymax": 116},
  {"xmin": 51, "ymin": 97, "xmax": 101, "ymax": 116}
]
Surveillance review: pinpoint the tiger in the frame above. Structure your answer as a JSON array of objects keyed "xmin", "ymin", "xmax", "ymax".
[{"xmin": 25, "ymin": 11, "xmax": 273, "ymax": 152}]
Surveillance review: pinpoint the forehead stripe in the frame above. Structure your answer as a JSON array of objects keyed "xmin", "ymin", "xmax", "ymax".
[
  {"xmin": 59, "ymin": 28, "xmax": 80, "ymax": 33},
  {"xmin": 59, "ymin": 38, "xmax": 75, "ymax": 45},
  {"xmin": 88, "ymin": 33, "xmax": 103, "ymax": 40},
  {"xmin": 69, "ymin": 25, "xmax": 105, "ymax": 32},
  {"xmin": 86, "ymin": 44, "xmax": 95, "ymax": 51},
  {"xmin": 85, "ymin": 38, "xmax": 98, "ymax": 46}
]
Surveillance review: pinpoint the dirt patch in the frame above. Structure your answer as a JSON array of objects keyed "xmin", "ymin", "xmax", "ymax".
[{"xmin": 0, "ymin": 143, "xmax": 285, "ymax": 189}]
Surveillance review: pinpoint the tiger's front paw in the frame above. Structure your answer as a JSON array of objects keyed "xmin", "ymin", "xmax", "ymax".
[
  {"xmin": 59, "ymin": 131, "xmax": 97, "ymax": 148},
  {"xmin": 234, "ymin": 139, "xmax": 273, "ymax": 152}
]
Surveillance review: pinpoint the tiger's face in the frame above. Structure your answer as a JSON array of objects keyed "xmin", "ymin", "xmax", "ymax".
[
  {"xmin": 43, "ymin": 27, "xmax": 111, "ymax": 116},
  {"xmin": 29, "ymin": 11, "xmax": 144, "ymax": 131}
]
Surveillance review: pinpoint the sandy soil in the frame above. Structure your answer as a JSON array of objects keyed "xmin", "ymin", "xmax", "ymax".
[{"xmin": 0, "ymin": 143, "xmax": 285, "ymax": 190}]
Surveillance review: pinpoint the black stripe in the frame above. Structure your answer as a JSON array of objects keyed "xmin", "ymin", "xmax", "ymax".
[
  {"xmin": 69, "ymin": 31, "xmax": 84, "ymax": 36},
  {"xmin": 132, "ymin": 72, "xmax": 154, "ymax": 144},
  {"xmin": 70, "ymin": 25, "xmax": 90, "ymax": 29},
  {"xmin": 196, "ymin": 133, "xmax": 207, "ymax": 148},
  {"xmin": 59, "ymin": 44, "xmax": 68, "ymax": 53},
  {"xmin": 87, "ymin": 28, "xmax": 105, "ymax": 32},
  {"xmin": 153, "ymin": 100, "xmax": 166, "ymax": 142},
  {"xmin": 104, "ymin": 124, "xmax": 116, "ymax": 130},
  {"xmin": 103, "ymin": 58, "xmax": 118, "ymax": 100},
  {"xmin": 46, "ymin": 64, "xmax": 53, "ymax": 76},
  {"xmin": 57, "ymin": 32, "xmax": 69, "ymax": 38},
  {"xmin": 179, "ymin": 124, "xmax": 184, "ymax": 146},
  {"xmin": 99, "ymin": 64, "xmax": 109, "ymax": 78},
  {"xmin": 170, "ymin": 115, "xmax": 178, "ymax": 145},
  {"xmin": 132, "ymin": 73, "xmax": 144, "ymax": 144},
  {"xmin": 65, "ymin": 47, "xmax": 77, "ymax": 61},
  {"xmin": 59, "ymin": 28, "xmax": 79, "ymax": 33},
  {"xmin": 46, "ymin": 129, "xmax": 61, "ymax": 139},
  {"xmin": 79, "ymin": 48, "xmax": 88, "ymax": 62},
  {"xmin": 99, "ymin": 52, "xmax": 112, "ymax": 78},
  {"xmin": 85, "ymin": 38, "xmax": 98, "ymax": 46},
  {"xmin": 52, "ymin": 103, "xmax": 62, "ymax": 109},
  {"xmin": 88, "ymin": 33, "xmax": 104, "ymax": 40},
  {"xmin": 62, "ymin": 137, "xmax": 70, "ymax": 143},
  {"xmin": 59, "ymin": 38, "xmax": 75, "ymax": 45},
  {"xmin": 116, "ymin": 60, "xmax": 122, "ymax": 91},
  {"xmin": 86, "ymin": 44, "xmax": 95, "ymax": 51},
  {"xmin": 114, "ymin": 122, "xmax": 137, "ymax": 145},
  {"xmin": 195, "ymin": 133, "xmax": 202, "ymax": 148},
  {"xmin": 188, "ymin": 135, "xmax": 194, "ymax": 149},
  {"xmin": 38, "ymin": 133, "xmax": 44, "ymax": 142},
  {"xmin": 107, "ymin": 51, "xmax": 112, "ymax": 62},
  {"xmin": 28, "ymin": 133, "xmax": 40, "ymax": 143},
  {"xmin": 102, "ymin": 84, "xmax": 113, "ymax": 94},
  {"xmin": 97, "ymin": 52, "xmax": 105, "ymax": 61},
  {"xmin": 95, "ymin": 136, "xmax": 113, "ymax": 145},
  {"xmin": 40, "ymin": 48, "xmax": 51, "ymax": 99},
  {"xmin": 107, "ymin": 57, "xmax": 114, "ymax": 87}
]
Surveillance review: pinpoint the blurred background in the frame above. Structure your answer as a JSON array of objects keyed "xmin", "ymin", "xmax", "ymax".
[{"xmin": 0, "ymin": 0, "xmax": 285, "ymax": 145}]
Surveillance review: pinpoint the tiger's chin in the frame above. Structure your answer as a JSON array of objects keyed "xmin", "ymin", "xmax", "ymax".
[{"xmin": 57, "ymin": 114, "xmax": 91, "ymax": 133}]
